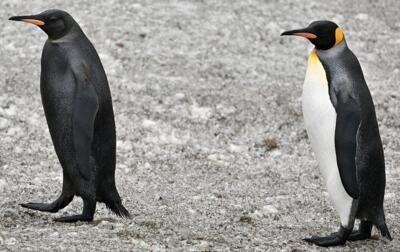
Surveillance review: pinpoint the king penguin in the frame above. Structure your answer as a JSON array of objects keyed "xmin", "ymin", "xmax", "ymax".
[
  {"xmin": 9, "ymin": 9, "xmax": 130, "ymax": 222},
  {"xmin": 281, "ymin": 21, "xmax": 392, "ymax": 246}
]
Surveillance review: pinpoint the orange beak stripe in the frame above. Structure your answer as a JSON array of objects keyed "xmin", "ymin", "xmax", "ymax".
[
  {"xmin": 293, "ymin": 32, "xmax": 317, "ymax": 39},
  {"xmin": 22, "ymin": 19, "xmax": 45, "ymax": 26}
]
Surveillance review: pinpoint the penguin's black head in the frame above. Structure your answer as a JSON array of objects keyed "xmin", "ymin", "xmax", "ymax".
[
  {"xmin": 281, "ymin": 21, "xmax": 344, "ymax": 50},
  {"xmin": 9, "ymin": 9, "xmax": 75, "ymax": 40}
]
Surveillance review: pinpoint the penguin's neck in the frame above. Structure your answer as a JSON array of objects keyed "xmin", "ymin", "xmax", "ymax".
[
  {"xmin": 48, "ymin": 24, "xmax": 83, "ymax": 43},
  {"xmin": 316, "ymin": 39, "xmax": 348, "ymax": 58}
]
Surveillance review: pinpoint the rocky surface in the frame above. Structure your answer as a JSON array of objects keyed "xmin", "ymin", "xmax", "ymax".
[{"xmin": 1, "ymin": 0, "xmax": 399, "ymax": 251}]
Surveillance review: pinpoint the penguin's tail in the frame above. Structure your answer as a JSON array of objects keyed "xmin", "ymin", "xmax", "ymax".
[
  {"xmin": 105, "ymin": 200, "xmax": 131, "ymax": 219},
  {"xmin": 375, "ymin": 209, "xmax": 392, "ymax": 241},
  {"xmin": 377, "ymin": 222, "xmax": 392, "ymax": 241}
]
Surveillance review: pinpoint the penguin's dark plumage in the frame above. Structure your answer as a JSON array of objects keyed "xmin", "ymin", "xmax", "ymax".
[
  {"xmin": 10, "ymin": 9, "xmax": 130, "ymax": 222},
  {"xmin": 282, "ymin": 21, "xmax": 391, "ymax": 246}
]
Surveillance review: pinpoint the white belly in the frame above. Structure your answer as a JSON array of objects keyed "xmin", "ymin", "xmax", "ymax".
[{"xmin": 302, "ymin": 49, "xmax": 354, "ymax": 227}]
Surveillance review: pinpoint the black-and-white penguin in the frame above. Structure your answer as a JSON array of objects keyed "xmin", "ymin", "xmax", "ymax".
[
  {"xmin": 281, "ymin": 21, "xmax": 392, "ymax": 246},
  {"xmin": 9, "ymin": 9, "xmax": 130, "ymax": 222}
]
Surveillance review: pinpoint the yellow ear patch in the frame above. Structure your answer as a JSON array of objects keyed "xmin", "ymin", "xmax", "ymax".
[{"xmin": 335, "ymin": 27, "xmax": 344, "ymax": 46}]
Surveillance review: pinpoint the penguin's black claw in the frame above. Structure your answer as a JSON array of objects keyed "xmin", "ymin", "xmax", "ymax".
[
  {"xmin": 54, "ymin": 214, "xmax": 93, "ymax": 223},
  {"xmin": 20, "ymin": 202, "xmax": 58, "ymax": 213}
]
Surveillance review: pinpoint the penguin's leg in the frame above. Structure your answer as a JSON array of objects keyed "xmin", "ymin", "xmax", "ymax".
[
  {"xmin": 53, "ymin": 197, "xmax": 96, "ymax": 222},
  {"xmin": 20, "ymin": 172, "xmax": 74, "ymax": 213},
  {"xmin": 303, "ymin": 175, "xmax": 357, "ymax": 247},
  {"xmin": 54, "ymin": 182, "xmax": 96, "ymax": 222},
  {"xmin": 92, "ymin": 117, "xmax": 130, "ymax": 218},
  {"xmin": 347, "ymin": 220, "xmax": 372, "ymax": 241},
  {"xmin": 54, "ymin": 159, "xmax": 97, "ymax": 222}
]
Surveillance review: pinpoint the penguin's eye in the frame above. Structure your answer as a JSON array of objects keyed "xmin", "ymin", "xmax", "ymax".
[{"xmin": 48, "ymin": 17, "xmax": 58, "ymax": 22}]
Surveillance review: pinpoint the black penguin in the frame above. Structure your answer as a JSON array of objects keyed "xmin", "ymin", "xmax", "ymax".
[
  {"xmin": 281, "ymin": 21, "xmax": 391, "ymax": 246},
  {"xmin": 9, "ymin": 9, "xmax": 130, "ymax": 222}
]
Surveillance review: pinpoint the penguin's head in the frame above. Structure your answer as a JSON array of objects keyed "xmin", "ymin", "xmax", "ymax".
[
  {"xmin": 9, "ymin": 9, "xmax": 75, "ymax": 40},
  {"xmin": 281, "ymin": 21, "xmax": 344, "ymax": 50}
]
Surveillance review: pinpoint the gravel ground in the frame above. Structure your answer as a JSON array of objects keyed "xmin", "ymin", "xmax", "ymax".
[{"xmin": 1, "ymin": 0, "xmax": 400, "ymax": 251}]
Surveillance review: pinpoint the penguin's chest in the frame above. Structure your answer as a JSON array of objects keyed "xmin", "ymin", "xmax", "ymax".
[
  {"xmin": 301, "ymin": 49, "xmax": 355, "ymax": 227},
  {"xmin": 302, "ymin": 49, "xmax": 338, "ymax": 179}
]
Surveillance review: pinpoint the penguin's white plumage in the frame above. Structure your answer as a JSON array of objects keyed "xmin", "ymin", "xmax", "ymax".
[{"xmin": 302, "ymin": 49, "xmax": 354, "ymax": 227}]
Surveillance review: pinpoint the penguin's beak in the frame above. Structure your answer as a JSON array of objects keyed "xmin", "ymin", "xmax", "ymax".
[
  {"xmin": 281, "ymin": 28, "xmax": 317, "ymax": 39},
  {"xmin": 9, "ymin": 15, "xmax": 45, "ymax": 26}
]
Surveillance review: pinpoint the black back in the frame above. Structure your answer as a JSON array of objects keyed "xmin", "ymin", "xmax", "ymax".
[
  {"xmin": 317, "ymin": 40, "xmax": 386, "ymax": 220},
  {"xmin": 40, "ymin": 21, "xmax": 116, "ymax": 185}
]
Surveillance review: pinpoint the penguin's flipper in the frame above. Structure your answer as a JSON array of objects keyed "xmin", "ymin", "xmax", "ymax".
[
  {"xmin": 334, "ymin": 95, "xmax": 361, "ymax": 199},
  {"xmin": 72, "ymin": 66, "xmax": 99, "ymax": 180}
]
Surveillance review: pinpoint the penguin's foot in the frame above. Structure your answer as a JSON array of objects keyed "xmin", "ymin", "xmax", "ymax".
[
  {"xmin": 303, "ymin": 226, "xmax": 352, "ymax": 247},
  {"xmin": 54, "ymin": 196, "xmax": 96, "ymax": 223},
  {"xmin": 54, "ymin": 214, "xmax": 93, "ymax": 223},
  {"xmin": 347, "ymin": 231, "xmax": 371, "ymax": 241},
  {"xmin": 20, "ymin": 194, "xmax": 74, "ymax": 213},
  {"xmin": 348, "ymin": 221, "xmax": 372, "ymax": 241},
  {"xmin": 303, "ymin": 235, "xmax": 345, "ymax": 247},
  {"xmin": 20, "ymin": 202, "xmax": 59, "ymax": 213}
]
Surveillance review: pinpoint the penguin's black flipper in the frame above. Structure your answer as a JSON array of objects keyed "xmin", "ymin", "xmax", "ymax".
[
  {"xmin": 334, "ymin": 94, "xmax": 361, "ymax": 199},
  {"xmin": 72, "ymin": 65, "xmax": 99, "ymax": 181}
]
